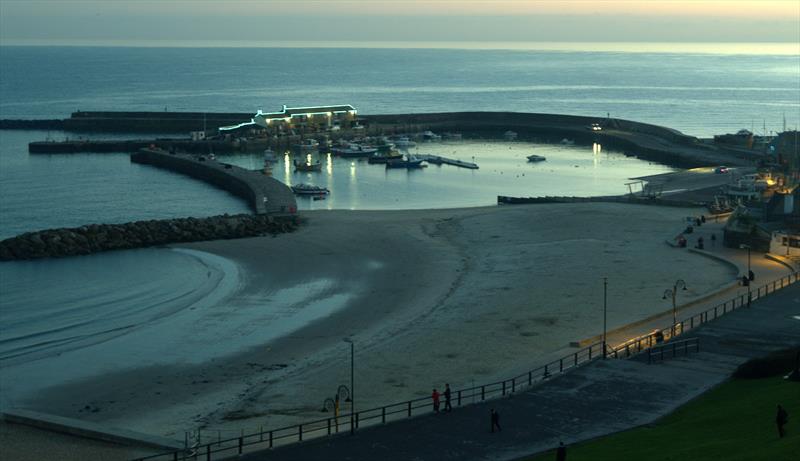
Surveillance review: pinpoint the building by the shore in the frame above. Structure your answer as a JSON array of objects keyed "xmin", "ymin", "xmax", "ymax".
[{"xmin": 219, "ymin": 104, "xmax": 358, "ymax": 133}]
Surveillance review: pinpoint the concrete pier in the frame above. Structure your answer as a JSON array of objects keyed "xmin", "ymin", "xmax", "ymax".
[
  {"xmin": 130, "ymin": 148, "xmax": 296, "ymax": 215},
  {"xmin": 416, "ymin": 154, "xmax": 479, "ymax": 169}
]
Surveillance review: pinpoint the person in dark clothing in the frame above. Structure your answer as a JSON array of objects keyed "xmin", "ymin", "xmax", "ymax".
[
  {"xmin": 490, "ymin": 409, "xmax": 501, "ymax": 432},
  {"xmin": 556, "ymin": 441, "xmax": 567, "ymax": 461},
  {"xmin": 710, "ymin": 233, "xmax": 716, "ymax": 247},
  {"xmin": 776, "ymin": 404, "xmax": 789, "ymax": 438},
  {"xmin": 432, "ymin": 388, "xmax": 440, "ymax": 413},
  {"xmin": 444, "ymin": 383, "xmax": 452, "ymax": 412}
]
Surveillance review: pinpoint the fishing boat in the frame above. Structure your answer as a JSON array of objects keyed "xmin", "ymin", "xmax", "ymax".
[
  {"xmin": 291, "ymin": 183, "xmax": 329, "ymax": 195},
  {"xmin": 367, "ymin": 151, "xmax": 404, "ymax": 164},
  {"xmin": 294, "ymin": 159, "xmax": 322, "ymax": 172},
  {"xmin": 331, "ymin": 143, "xmax": 378, "ymax": 158},
  {"xmin": 527, "ymin": 154, "xmax": 547, "ymax": 162},
  {"xmin": 386, "ymin": 154, "xmax": 425, "ymax": 169}
]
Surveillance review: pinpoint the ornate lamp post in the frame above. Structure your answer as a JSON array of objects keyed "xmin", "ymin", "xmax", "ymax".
[
  {"xmin": 663, "ymin": 279, "xmax": 687, "ymax": 337},
  {"xmin": 343, "ymin": 338, "xmax": 354, "ymax": 435}
]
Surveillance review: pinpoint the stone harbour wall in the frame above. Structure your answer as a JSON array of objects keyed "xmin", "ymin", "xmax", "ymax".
[{"xmin": 0, "ymin": 214, "xmax": 299, "ymax": 261}]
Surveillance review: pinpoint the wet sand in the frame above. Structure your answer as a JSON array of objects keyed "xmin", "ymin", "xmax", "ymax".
[{"xmin": 23, "ymin": 202, "xmax": 740, "ymax": 440}]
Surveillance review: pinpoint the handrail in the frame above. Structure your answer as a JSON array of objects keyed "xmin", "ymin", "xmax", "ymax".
[
  {"xmin": 131, "ymin": 270, "xmax": 798, "ymax": 461},
  {"xmin": 647, "ymin": 337, "xmax": 700, "ymax": 364}
]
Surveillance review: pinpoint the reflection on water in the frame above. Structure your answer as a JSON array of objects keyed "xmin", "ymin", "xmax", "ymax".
[{"xmin": 225, "ymin": 140, "xmax": 673, "ymax": 211}]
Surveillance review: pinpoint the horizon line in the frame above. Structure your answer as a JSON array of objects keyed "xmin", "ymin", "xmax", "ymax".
[{"xmin": 1, "ymin": 40, "xmax": 799, "ymax": 55}]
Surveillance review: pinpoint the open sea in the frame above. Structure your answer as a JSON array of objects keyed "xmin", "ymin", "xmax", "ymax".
[{"xmin": 0, "ymin": 44, "xmax": 798, "ymax": 401}]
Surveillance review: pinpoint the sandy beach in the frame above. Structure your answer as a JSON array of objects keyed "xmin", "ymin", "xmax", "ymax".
[{"xmin": 12, "ymin": 202, "xmax": 742, "ymax": 442}]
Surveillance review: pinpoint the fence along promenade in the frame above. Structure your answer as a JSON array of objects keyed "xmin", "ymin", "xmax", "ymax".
[{"xmin": 131, "ymin": 271, "xmax": 799, "ymax": 461}]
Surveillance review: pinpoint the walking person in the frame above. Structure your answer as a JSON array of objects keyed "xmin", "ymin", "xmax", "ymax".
[
  {"xmin": 490, "ymin": 408, "xmax": 501, "ymax": 432},
  {"xmin": 444, "ymin": 383, "xmax": 452, "ymax": 412},
  {"xmin": 432, "ymin": 388, "xmax": 440, "ymax": 413},
  {"xmin": 556, "ymin": 441, "xmax": 567, "ymax": 461},
  {"xmin": 776, "ymin": 404, "xmax": 789, "ymax": 438}
]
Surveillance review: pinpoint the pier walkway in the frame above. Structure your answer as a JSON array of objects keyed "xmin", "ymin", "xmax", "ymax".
[
  {"xmin": 130, "ymin": 149, "xmax": 296, "ymax": 215},
  {"xmin": 416, "ymin": 154, "xmax": 479, "ymax": 169},
  {"xmin": 236, "ymin": 284, "xmax": 799, "ymax": 461}
]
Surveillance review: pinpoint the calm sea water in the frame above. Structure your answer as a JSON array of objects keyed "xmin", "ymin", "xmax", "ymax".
[{"xmin": 0, "ymin": 45, "xmax": 797, "ymax": 392}]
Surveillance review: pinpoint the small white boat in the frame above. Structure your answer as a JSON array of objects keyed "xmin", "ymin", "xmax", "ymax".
[
  {"xmin": 422, "ymin": 131, "xmax": 441, "ymax": 142},
  {"xmin": 503, "ymin": 130, "xmax": 518, "ymax": 141},
  {"xmin": 394, "ymin": 137, "xmax": 416, "ymax": 149},
  {"xmin": 527, "ymin": 154, "xmax": 546, "ymax": 162},
  {"xmin": 292, "ymin": 139, "xmax": 320, "ymax": 153}
]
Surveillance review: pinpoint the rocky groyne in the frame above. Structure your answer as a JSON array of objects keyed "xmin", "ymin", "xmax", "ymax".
[{"xmin": 0, "ymin": 214, "xmax": 299, "ymax": 261}]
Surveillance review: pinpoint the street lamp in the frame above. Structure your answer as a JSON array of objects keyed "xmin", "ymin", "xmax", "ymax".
[
  {"xmin": 662, "ymin": 279, "xmax": 687, "ymax": 337},
  {"xmin": 603, "ymin": 277, "xmax": 608, "ymax": 359},
  {"xmin": 343, "ymin": 338, "xmax": 354, "ymax": 435}
]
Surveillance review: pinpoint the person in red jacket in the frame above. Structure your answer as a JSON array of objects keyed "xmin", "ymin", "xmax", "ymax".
[{"xmin": 432, "ymin": 388, "xmax": 440, "ymax": 413}]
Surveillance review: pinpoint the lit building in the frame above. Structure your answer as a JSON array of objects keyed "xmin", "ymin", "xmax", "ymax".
[{"xmin": 219, "ymin": 104, "xmax": 357, "ymax": 133}]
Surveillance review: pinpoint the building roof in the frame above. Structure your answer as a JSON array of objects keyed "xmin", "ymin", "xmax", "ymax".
[
  {"xmin": 258, "ymin": 105, "xmax": 356, "ymax": 120},
  {"xmin": 219, "ymin": 104, "xmax": 356, "ymax": 132}
]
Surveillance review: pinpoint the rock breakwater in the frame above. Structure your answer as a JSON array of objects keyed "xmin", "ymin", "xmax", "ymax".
[{"xmin": 0, "ymin": 214, "xmax": 299, "ymax": 261}]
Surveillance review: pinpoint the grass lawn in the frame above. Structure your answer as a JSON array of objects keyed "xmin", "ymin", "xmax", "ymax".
[{"xmin": 528, "ymin": 376, "xmax": 799, "ymax": 461}]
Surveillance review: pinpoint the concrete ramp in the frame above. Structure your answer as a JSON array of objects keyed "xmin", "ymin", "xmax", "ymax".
[{"xmin": 2, "ymin": 409, "xmax": 184, "ymax": 451}]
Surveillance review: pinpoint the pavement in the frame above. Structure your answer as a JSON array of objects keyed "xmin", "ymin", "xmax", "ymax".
[{"xmin": 237, "ymin": 276, "xmax": 800, "ymax": 461}]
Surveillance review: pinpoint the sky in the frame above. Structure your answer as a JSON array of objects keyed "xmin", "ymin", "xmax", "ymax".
[{"xmin": 0, "ymin": 0, "xmax": 798, "ymax": 46}]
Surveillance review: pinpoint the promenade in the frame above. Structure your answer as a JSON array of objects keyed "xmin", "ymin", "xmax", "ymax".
[{"xmin": 240, "ymin": 282, "xmax": 800, "ymax": 461}]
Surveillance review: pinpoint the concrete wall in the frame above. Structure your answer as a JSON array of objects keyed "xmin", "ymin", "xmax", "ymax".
[{"xmin": 130, "ymin": 149, "xmax": 297, "ymax": 215}]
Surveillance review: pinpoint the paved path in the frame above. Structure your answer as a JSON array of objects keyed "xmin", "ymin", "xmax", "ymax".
[{"xmin": 239, "ymin": 282, "xmax": 800, "ymax": 461}]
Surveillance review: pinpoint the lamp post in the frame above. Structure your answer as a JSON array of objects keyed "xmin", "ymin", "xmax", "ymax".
[
  {"xmin": 603, "ymin": 277, "xmax": 608, "ymax": 359},
  {"xmin": 740, "ymin": 244, "xmax": 753, "ymax": 305},
  {"xmin": 662, "ymin": 279, "xmax": 687, "ymax": 337},
  {"xmin": 343, "ymin": 338, "xmax": 354, "ymax": 435}
]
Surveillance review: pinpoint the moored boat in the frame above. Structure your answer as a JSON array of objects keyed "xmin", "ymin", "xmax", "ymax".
[
  {"xmin": 294, "ymin": 159, "xmax": 322, "ymax": 172},
  {"xmin": 386, "ymin": 154, "xmax": 425, "ymax": 169},
  {"xmin": 331, "ymin": 143, "xmax": 378, "ymax": 158},
  {"xmin": 393, "ymin": 136, "xmax": 416, "ymax": 149},
  {"xmin": 291, "ymin": 183, "xmax": 329, "ymax": 195},
  {"xmin": 292, "ymin": 139, "xmax": 320, "ymax": 153},
  {"xmin": 367, "ymin": 151, "xmax": 404, "ymax": 164}
]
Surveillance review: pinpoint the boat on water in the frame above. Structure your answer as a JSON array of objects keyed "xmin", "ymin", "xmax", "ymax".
[
  {"xmin": 527, "ymin": 154, "xmax": 547, "ymax": 162},
  {"xmin": 386, "ymin": 154, "xmax": 425, "ymax": 169},
  {"xmin": 422, "ymin": 131, "xmax": 442, "ymax": 142},
  {"xmin": 263, "ymin": 148, "xmax": 278, "ymax": 163},
  {"xmin": 393, "ymin": 136, "xmax": 416, "ymax": 149},
  {"xmin": 292, "ymin": 139, "xmax": 320, "ymax": 153},
  {"xmin": 367, "ymin": 151, "xmax": 404, "ymax": 164},
  {"xmin": 331, "ymin": 143, "xmax": 378, "ymax": 158},
  {"xmin": 291, "ymin": 183, "xmax": 330, "ymax": 195},
  {"xmin": 294, "ymin": 159, "xmax": 322, "ymax": 172}
]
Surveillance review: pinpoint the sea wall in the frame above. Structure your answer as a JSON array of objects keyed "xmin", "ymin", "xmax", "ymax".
[
  {"xmin": 130, "ymin": 149, "xmax": 297, "ymax": 215},
  {"xmin": 0, "ymin": 214, "xmax": 299, "ymax": 261},
  {"xmin": 64, "ymin": 111, "xmax": 253, "ymax": 132},
  {"xmin": 9, "ymin": 110, "xmax": 760, "ymax": 167},
  {"xmin": 363, "ymin": 112, "xmax": 747, "ymax": 168}
]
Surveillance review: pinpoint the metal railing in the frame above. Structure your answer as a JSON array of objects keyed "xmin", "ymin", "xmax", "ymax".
[
  {"xmin": 647, "ymin": 337, "xmax": 700, "ymax": 364},
  {"xmin": 609, "ymin": 271, "xmax": 799, "ymax": 359},
  {"xmin": 132, "ymin": 271, "xmax": 798, "ymax": 461}
]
